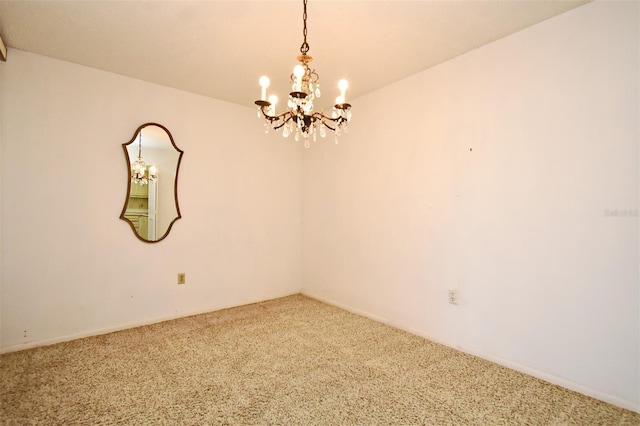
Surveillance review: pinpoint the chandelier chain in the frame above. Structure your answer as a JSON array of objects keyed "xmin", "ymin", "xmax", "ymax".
[{"xmin": 300, "ymin": 0, "xmax": 309, "ymax": 55}]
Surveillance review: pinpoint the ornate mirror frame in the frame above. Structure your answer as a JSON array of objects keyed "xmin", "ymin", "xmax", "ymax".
[{"xmin": 120, "ymin": 123, "xmax": 184, "ymax": 243}]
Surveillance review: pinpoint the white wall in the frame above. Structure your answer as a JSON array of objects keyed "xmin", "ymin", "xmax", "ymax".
[
  {"xmin": 0, "ymin": 50, "xmax": 302, "ymax": 351},
  {"xmin": 303, "ymin": 1, "xmax": 639, "ymax": 411}
]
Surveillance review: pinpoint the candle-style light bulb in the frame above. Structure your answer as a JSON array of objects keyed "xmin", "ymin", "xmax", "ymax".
[
  {"xmin": 259, "ymin": 76, "xmax": 270, "ymax": 101},
  {"xmin": 268, "ymin": 94, "xmax": 278, "ymax": 115},
  {"xmin": 338, "ymin": 79, "xmax": 349, "ymax": 103},
  {"xmin": 293, "ymin": 65, "xmax": 305, "ymax": 91}
]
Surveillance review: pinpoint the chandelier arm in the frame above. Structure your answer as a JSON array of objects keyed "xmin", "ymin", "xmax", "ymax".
[
  {"xmin": 258, "ymin": 105, "xmax": 296, "ymax": 130},
  {"xmin": 310, "ymin": 112, "xmax": 345, "ymax": 131},
  {"xmin": 271, "ymin": 117, "xmax": 292, "ymax": 131},
  {"xmin": 258, "ymin": 104, "xmax": 287, "ymax": 121}
]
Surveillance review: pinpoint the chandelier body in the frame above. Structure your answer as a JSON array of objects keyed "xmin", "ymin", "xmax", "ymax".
[{"xmin": 255, "ymin": 0, "xmax": 352, "ymax": 148}]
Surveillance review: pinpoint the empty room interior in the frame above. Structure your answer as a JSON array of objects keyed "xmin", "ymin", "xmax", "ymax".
[{"xmin": 0, "ymin": 0, "xmax": 638, "ymax": 423}]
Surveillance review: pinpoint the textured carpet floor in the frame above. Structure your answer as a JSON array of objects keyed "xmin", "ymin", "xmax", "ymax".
[{"xmin": 1, "ymin": 294, "xmax": 638, "ymax": 425}]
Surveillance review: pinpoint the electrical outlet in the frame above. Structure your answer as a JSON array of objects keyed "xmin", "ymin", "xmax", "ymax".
[
  {"xmin": 178, "ymin": 273, "xmax": 186, "ymax": 285},
  {"xmin": 448, "ymin": 290, "xmax": 458, "ymax": 305}
]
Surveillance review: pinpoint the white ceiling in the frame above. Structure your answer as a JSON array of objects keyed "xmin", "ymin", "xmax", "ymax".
[{"xmin": 0, "ymin": 0, "xmax": 588, "ymax": 110}]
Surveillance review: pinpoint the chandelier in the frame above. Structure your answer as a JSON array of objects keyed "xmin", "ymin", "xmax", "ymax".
[
  {"xmin": 131, "ymin": 133, "xmax": 157, "ymax": 185},
  {"xmin": 255, "ymin": 0, "xmax": 352, "ymax": 148}
]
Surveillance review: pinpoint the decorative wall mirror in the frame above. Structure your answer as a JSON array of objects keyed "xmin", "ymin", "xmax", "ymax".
[{"xmin": 120, "ymin": 123, "xmax": 183, "ymax": 243}]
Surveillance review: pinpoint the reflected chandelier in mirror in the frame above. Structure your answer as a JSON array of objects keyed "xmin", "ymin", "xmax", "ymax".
[{"xmin": 120, "ymin": 123, "xmax": 184, "ymax": 243}]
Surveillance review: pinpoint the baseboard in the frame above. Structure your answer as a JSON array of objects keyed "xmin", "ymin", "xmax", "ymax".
[
  {"xmin": 0, "ymin": 291, "xmax": 299, "ymax": 354},
  {"xmin": 302, "ymin": 291, "xmax": 392, "ymax": 325},
  {"xmin": 454, "ymin": 344, "xmax": 640, "ymax": 414},
  {"xmin": 302, "ymin": 290, "xmax": 640, "ymax": 414}
]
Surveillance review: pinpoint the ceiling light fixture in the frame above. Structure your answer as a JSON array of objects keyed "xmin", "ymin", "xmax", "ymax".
[
  {"xmin": 131, "ymin": 133, "xmax": 157, "ymax": 185},
  {"xmin": 255, "ymin": 0, "xmax": 352, "ymax": 148}
]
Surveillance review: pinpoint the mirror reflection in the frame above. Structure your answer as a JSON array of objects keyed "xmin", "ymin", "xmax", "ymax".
[{"xmin": 120, "ymin": 123, "xmax": 183, "ymax": 243}]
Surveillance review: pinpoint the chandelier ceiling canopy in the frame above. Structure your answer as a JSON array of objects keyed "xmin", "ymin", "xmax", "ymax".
[{"xmin": 255, "ymin": 0, "xmax": 352, "ymax": 148}]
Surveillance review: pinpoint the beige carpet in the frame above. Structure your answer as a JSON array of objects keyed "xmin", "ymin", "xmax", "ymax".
[{"xmin": 1, "ymin": 294, "xmax": 638, "ymax": 425}]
